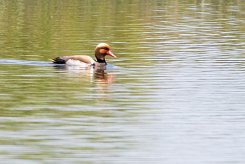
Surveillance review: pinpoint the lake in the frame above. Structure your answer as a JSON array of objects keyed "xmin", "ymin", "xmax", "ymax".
[{"xmin": 0, "ymin": 0, "xmax": 245, "ymax": 163}]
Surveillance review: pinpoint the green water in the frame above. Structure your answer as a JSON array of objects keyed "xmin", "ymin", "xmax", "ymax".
[{"xmin": 0, "ymin": 0, "xmax": 245, "ymax": 163}]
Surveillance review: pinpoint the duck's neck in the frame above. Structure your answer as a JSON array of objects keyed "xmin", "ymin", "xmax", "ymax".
[
  {"xmin": 96, "ymin": 58, "xmax": 107, "ymax": 64},
  {"xmin": 95, "ymin": 51, "xmax": 107, "ymax": 64}
]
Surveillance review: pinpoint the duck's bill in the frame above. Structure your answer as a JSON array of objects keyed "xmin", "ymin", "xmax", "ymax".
[{"xmin": 107, "ymin": 51, "xmax": 117, "ymax": 58}]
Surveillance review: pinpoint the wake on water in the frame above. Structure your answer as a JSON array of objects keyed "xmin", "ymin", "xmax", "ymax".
[{"xmin": 0, "ymin": 59, "xmax": 119, "ymax": 70}]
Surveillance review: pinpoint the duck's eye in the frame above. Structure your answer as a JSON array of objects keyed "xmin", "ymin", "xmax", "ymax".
[{"xmin": 102, "ymin": 47, "xmax": 109, "ymax": 51}]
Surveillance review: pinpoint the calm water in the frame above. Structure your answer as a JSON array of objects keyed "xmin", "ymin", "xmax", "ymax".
[{"xmin": 0, "ymin": 0, "xmax": 245, "ymax": 163}]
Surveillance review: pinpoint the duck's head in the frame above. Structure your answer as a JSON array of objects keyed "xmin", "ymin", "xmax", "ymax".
[{"xmin": 95, "ymin": 43, "xmax": 117, "ymax": 63}]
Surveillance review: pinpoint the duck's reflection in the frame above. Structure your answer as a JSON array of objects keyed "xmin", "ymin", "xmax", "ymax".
[
  {"xmin": 53, "ymin": 64, "xmax": 115, "ymax": 90},
  {"xmin": 93, "ymin": 65, "xmax": 114, "ymax": 84}
]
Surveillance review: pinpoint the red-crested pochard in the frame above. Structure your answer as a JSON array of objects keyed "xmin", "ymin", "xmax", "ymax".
[{"xmin": 52, "ymin": 43, "xmax": 117, "ymax": 66}]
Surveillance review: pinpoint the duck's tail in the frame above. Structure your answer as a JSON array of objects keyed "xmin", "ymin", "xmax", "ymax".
[{"xmin": 52, "ymin": 57, "xmax": 67, "ymax": 64}]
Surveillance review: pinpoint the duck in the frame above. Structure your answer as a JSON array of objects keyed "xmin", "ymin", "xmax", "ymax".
[{"xmin": 52, "ymin": 43, "xmax": 117, "ymax": 67}]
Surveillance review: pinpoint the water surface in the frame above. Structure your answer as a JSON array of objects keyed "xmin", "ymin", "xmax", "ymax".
[{"xmin": 0, "ymin": 0, "xmax": 245, "ymax": 163}]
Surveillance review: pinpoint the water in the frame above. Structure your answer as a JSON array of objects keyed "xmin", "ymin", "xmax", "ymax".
[{"xmin": 0, "ymin": 0, "xmax": 245, "ymax": 163}]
